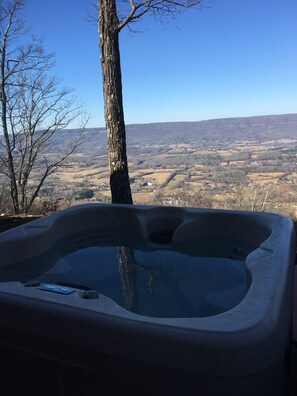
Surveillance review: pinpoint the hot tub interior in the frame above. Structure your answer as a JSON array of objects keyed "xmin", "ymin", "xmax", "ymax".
[{"xmin": 0, "ymin": 206, "xmax": 272, "ymax": 318}]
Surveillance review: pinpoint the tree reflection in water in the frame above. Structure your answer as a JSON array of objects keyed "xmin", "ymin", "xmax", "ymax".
[{"xmin": 117, "ymin": 246, "xmax": 137, "ymax": 311}]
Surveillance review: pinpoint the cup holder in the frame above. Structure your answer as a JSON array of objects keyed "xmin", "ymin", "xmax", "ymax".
[
  {"xmin": 149, "ymin": 229, "xmax": 175, "ymax": 244},
  {"xmin": 146, "ymin": 215, "xmax": 183, "ymax": 245}
]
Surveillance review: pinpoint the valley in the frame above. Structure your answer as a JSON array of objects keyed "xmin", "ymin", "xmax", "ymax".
[{"xmin": 43, "ymin": 114, "xmax": 297, "ymax": 217}]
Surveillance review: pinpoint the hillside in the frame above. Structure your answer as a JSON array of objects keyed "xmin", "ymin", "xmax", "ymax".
[
  {"xmin": 67, "ymin": 113, "xmax": 297, "ymax": 153},
  {"xmin": 1, "ymin": 113, "xmax": 297, "ymax": 216}
]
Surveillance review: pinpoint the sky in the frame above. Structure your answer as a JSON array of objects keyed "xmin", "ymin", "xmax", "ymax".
[{"xmin": 24, "ymin": 0, "xmax": 297, "ymax": 128}]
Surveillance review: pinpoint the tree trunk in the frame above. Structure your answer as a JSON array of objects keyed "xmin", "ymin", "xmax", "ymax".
[
  {"xmin": 98, "ymin": 0, "xmax": 133, "ymax": 204},
  {"xmin": 0, "ymin": 65, "xmax": 19, "ymax": 214}
]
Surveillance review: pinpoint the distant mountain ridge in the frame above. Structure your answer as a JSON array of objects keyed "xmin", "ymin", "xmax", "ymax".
[
  {"xmin": 47, "ymin": 113, "xmax": 297, "ymax": 153},
  {"xmin": 124, "ymin": 113, "xmax": 297, "ymax": 144}
]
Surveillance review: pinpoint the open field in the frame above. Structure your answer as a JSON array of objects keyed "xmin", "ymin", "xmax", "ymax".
[
  {"xmin": 1, "ymin": 114, "xmax": 296, "ymax": 216},
  {"xmin": 44, "ymin": 132, "xmax": 297, "ymax": 217}
]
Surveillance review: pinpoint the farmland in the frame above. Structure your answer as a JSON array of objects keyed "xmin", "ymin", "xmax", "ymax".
[{"xmin": 40, "ymin": 114, "xmax": 297, "ymax": 217}]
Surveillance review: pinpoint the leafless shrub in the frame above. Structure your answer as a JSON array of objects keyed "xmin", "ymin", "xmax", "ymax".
[
  {"xmin": 0, "ymin": 185, "xmax": 14, "ymax": 214},
  {"xmin": 229, "ymin": 183, "xmax": 277, "ymax": 212}
]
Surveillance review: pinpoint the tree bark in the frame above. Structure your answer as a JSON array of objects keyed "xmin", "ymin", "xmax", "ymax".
[
  {"xmin": 0, "ymin": 50, "xmax": 20, "ymax": 214},
  {"xmin": 98, "ymin": 0, "xmax": 133, "ymax": 204}
]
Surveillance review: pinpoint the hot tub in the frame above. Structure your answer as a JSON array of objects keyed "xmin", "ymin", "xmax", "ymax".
[{"xmin": 0, "ymin": 204, "xmax": 295, "ymax": 395}]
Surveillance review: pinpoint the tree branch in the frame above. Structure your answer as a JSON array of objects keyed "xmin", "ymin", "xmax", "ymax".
[{"xmin": 118, "ymin": 0, "xmax": 203, "ymax": 31}]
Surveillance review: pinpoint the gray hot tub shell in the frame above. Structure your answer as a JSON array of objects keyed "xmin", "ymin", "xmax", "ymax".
[{"xmin": 0, "ymin": 204, "xmax": 295, "ymax": 395}]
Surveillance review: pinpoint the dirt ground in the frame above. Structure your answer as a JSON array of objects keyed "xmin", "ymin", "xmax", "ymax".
[{"xmin": 0, "ymin": 216, "xmax": 41, "ymax": 233}]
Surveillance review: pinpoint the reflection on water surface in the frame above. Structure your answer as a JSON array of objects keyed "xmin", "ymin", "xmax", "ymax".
[{"xmin": 29, "ymin": 245, "xmax": 250, "ymax": 318}]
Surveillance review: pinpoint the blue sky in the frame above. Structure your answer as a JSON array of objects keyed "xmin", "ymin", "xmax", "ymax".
[{"xmin": 24, "ymin": 0, "xmax": 297, "ymax": 128}]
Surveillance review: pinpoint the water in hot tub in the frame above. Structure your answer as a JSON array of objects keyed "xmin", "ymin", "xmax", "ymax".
[{"xmin": 19, "ymin": 244, "xmax": 250, "ymax": 318}]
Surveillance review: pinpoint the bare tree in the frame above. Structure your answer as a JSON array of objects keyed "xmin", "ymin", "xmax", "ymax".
[
  {"xmin": 231, "ymin": 182, "xmax": 276, "ymax": 212},
  {"xmin": 0, "ymin": 0, "xmax": 87, "ymax": 214},
  {"xmin": 97, "ymin": 0, "xmax": 204, "ymax": 204}
]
